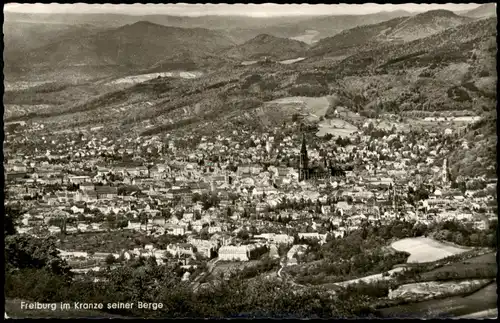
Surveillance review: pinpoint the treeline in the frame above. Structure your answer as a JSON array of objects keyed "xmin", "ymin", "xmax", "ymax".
[
  {"xmin": 5, "ymin": 232, "xmax": 382, "ymax": 318},
  {"xmin": 294, "ymin": 250, "xmax": 409, "ymax": 286},
  {"xmin": 140, "ymin": 118, "xmax": 198, "ymax": 136}
]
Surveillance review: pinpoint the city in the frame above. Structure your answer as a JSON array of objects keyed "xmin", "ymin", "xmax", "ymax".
[{"xmin": 4, "ymin": 2, "xmax": 498, "ymax": 319}]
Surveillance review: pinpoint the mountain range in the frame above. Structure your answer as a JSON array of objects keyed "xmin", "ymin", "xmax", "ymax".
[
  {"xmin": 5, "ymin": 7, "xmax": 496, "ymax": 128},
  {"xmin": 223, "ymin": 34, "xmax": 309, "ymax": 61},
  {"xmin": 6, "ymin": 21, "xmax": 237, "ymax": 78}
]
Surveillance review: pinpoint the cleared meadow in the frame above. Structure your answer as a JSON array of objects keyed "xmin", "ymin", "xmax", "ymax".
[
  {"xmin": 376, "ymin": 280, "xmax": 497, "ymax": 318},
  {"xmin": 391, "ymin": 237, "xmax": 470, "ymax": 263},
  {"xmin": 266, "ymin": 96, "xmax": 330, "ymax": 119},
  {"xmin": 317, "ymin": 118, "xmax": 358, "ymax": 137},
  {"xmin": 107, "ymin": 71, "xmax": 203, "ymax": 85}
]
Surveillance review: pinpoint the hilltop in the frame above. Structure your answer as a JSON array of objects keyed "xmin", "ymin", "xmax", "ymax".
[
  {"xmin": 309, "ymin": 17, "xmax": 408, "ymax": 58},
  {"xmin": 386, "ymin": 10, "xmax": 472, "ymax": 42},
  {"xmin": 7, "ymin": 21, "xmax": 236, "ymax": 80},
  {"xmin": 223, "ymin": 34, "xmax": 309, "ymax": 61},
  {"xmin": 460, "ymin": 3, "xmax": 497, "ymax": 19},
  {"xmin": 4, "ymin": 13, "xmax": 497, "ymax": 154},
  {"xmin": 308, "ymin": 10, "xmax": 473, "ymax": 60}
]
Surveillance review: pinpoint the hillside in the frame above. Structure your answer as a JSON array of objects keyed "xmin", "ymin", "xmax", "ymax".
[
  {"xmin": 335, "ymin": 17, "xmax": 496, "ymax": 75},
  {"xmin": 9, "ymin": 21, "xmax": 236, "ymax": 76},
  {"xmin": 4, "ymin": 13, "xmax": 496, "ymax": 162},
  {"xmin": 3, "ymin": 10, "xmax": 414, "ymax": 46},
  {"xmin": 3, "ymin": 21, "xmax": 101, "ymax": 53},
  {"xmin": 447, "ymin": 111, "xmax": 497, "ymax": 179},
  {"xmin": 461, "ymin": 4, "xmax": 496, "ymax": 19},
  {"xmin": 386, "ymin": 10, "xmax": 472, "ymax": 42},
  {"xmin": 309, "ymin": 10, "xmax": 471, "ymax": 59},
  {"xmin": 6, "ymin": 15, "xmax": 496, "ymax": 130},
  {"xmin": 309, "ymin": 17, "xmax": 408, "ymax": 57},
  {"xmin": 276, "ymin": 10, "xmax": 414, "ymax": 43},
  {"xmin": 223, "ymin": 34, "xmax": 309, "ymax": 61}
]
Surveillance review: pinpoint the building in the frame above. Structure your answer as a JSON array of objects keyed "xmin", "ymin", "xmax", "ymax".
[
  {"xmin": 218, "ymin": 245, "xmax": 250, "ymax": 261},
  {"xmin": 298, "ymin": 134, "xmax": 350, "ymax": 181},
  {"xmin": 95, "ymin": 186, "xmax": 118, "ymax": 200},
  {"xmin": 68, "ymin": 175, "xmax": 91, "ymax": 184}
]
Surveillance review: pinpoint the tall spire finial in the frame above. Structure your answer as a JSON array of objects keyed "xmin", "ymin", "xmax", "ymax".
[{"xmin": 301, "ymin": 133, "xmax": 307, "ymax": 152}]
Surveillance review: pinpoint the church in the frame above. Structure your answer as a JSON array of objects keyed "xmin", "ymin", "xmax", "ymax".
[{"xmin": 298, "ymin": 134, "xmax": 350, "ymax": 182}]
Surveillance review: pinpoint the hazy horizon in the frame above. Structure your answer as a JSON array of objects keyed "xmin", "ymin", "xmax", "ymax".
[{"xmin": 3, "ymin": 3, "xmax": 492, "ymax": 17}]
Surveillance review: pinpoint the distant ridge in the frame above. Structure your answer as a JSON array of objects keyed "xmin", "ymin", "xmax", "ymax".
[{"xmin": 223, "ymin": 33, "xmax": 309, "ymax": 61}]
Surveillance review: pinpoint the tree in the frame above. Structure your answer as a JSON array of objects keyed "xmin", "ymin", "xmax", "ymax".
[
  {"xmin": 192, "ymin": 193, "xmax": 202, "ymax": 203},
  {"xmin": 237, "ymin": 230, "xmax": 250, "ymax": 240},
  {"xmin": 105, "ymin": 254, "xmax": 116, "ymax": 265},
  {"xmin": 5, "ymin": 205, "xmax": 23, "ymax": 236},
  {"xmin": 5, "ymin": 235, "xmax": 72, "ymax": 277}
]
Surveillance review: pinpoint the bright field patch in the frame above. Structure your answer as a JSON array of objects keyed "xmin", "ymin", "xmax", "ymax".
[
  {"xmin": 316, "ymin": 118, "xmax": 358, "ymax": 137},
  {"xmin": 107, "ymin": 71, "xmax": 203, "ymax": 85},
  {"xmin": 266, "ymin": 96, "xmax": 331, "ymax": 120},
  {"xmin": 391, "ymin": 237, "xmax": 470, "ymax": 263}
]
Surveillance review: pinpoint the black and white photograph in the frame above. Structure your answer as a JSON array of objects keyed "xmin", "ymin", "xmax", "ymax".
[{"xmin": 3, "ymin": 2, "xmax": 498, "ymax": 319}]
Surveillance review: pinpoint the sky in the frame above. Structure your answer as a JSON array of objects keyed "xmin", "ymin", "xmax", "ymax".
[{"xmin": 3, "ymin": 3, "xmax": 490, "ymax": 17}]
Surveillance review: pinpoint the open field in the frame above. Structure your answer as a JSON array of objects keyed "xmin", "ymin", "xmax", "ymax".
[
  {"xmin": 106, "ymin": 71, "xmax": 203, "ymax": 85},
  {"xmin": 376, "ymin": 280, "xmax": 497, "ymax": 318},
  {"xmin": 290, "ymin": 30, "xmax": 320, "ymax": 44},
  {"xmin": 317, "ymin": 118, "xmax": 358, "ymax": 137},
  {"xmin": 463, "ymin": 252, "xmax": 496, "ymax": 264},
  {"xmin": 391, "ymin": 237, "xmax": 470, "ymax": 263},
  {"xmin": 456, "ymin": 308, "xmax": 498, "ymax": 319},
  {"xmin": 266, "ymin": 96, "xmax": 330, "ymax": 119},
  {"xmin": 418, "ymin": 252, "xmax": 497, "ymax": 281},
  {"xmin": 334, "ymin": 268, "xmax": 404, "ymax": 288},
  {"xmin": 4, "ymin": 104, "xmax": 56, "ymax": 120},
  {"xmin": 241, "ymin": 60, "xmax": 258, "ymax": 66},
  {"xmin": 4, "ymin": 81, "xmax": 50, "ymax": 91},
  {"xmin": 211, "ymin": 260, "xmax": 260, "ymax": 277},
  {"xmin": 388, "ymin": 279, "xmax": 492, "ymax": 301},
  {"xmin": 423, "ymin": 116, "xmax": 482, "ymax": 122},
  {"xmin": 280, "ymin": 57, "xmax": 306, "ymax": 65}
]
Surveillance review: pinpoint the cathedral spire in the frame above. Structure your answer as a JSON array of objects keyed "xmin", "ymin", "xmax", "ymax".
[
  {"xmin": 301, "ymin": 133, "xmax": 307, "ymax": 153},
  {"xmin": 299, "ymin": 133, "xmax": 309, "ymax": 181}
]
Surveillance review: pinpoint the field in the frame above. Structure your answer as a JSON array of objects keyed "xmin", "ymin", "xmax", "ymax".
[
  {"xmin": 463, "ymin": 252, "xmax": 496, "ymax": 264},
  {"xmin": 316, "ymin": 118, "xmax": 358, "ymax": 137},
  {"xmin": 423, "ymin": 116, "xmax": 482, "ymax": 122},
  {"xmin": 334, "ymin": 267, "xmax": 404, "ymax": 288},
  {"xmin": 106, "ymin": 71, "xmax": 203, "ymax": 85},
  {"xmin": 211, "ymin": 260, "xmax": 260, "ymax": 277},
  {"xmin": 4, "ymin": 81, "xmax": 50, "ymax": 91},
  {"xmin": 391, "ymin": 237, "xmax": 470, "ymax": 263},
  {"xmin": 241, "ymin": 60, "xmax": 258, "ymax": 66},
  {"xmin": 457, "ymin": 308, "xmax": 498, "ymax": 319},
  {"xmin": 280, "ymin": 57, "xmax": 306, "ymax": 65},
  {"xmin": 266, "ymin": 96, "xmax": 330, "ymax": 119},
  {"xmin": 389, "ymin": 279, "xmax": 492, "ymax": 301},
  {"xmin": 376, "ymin": 280, "xmax": 497, "ymax": 318},
  {"xmin": 4, "ymin": 104, "xmax": 56, "ymax": 120},
  {"xmin": 56, "ymin": 231, "xmax": 150, "ymax": 253},
  {"xmin": 290, "ymin": 30, "xmax": 320, "ymax": 44}
]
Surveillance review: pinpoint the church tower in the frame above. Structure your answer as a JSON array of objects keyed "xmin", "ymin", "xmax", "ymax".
[
  {"xmin": 442, "ymin": 158, "xmax": 449, "ymax": 186},
  {"xmin": 299, "ymin": 134, "xmax": 309, "ymax": 181}
]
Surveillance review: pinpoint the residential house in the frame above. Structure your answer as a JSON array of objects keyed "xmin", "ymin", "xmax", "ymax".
[
  {"xmin": 218, "ymin": 245, "xmax": 250, "ymax": 261},
  {"xmin": 171, "ymin": 226, "xmax": 186, "ymax": 236},
  {"xmin": 95, "ymin": 186, "xmax": 118, "ymax": 200},
  {"xmin": 80, "ymin": 182, "xmax": 95, "ymax": 192},
  {"xmin": 298, "ymin": 232, "xmax": 327, "ymax": 244},
  {"xmin": 68, "ymin": 175, "xmax": 91, "ymax": 184}
]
